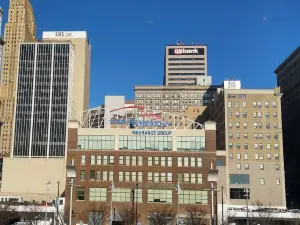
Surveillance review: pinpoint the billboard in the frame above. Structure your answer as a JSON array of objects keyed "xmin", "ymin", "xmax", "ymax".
[{"xmin": 168, "ymin": 48, "xmax": 204, "ymax": 55}]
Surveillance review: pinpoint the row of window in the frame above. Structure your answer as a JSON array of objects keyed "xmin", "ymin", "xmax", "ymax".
[
  {"xmin": 228, "ymin": 111, "xmax": 278, "ymax": 118},
  {"xmin": 233, "ymin": 162, "xmax": 280, "ymax": 171},
  {"xmin": 80, "ymin": 170, "xmax": 114, "ymax": 181},
  {"xmin": 77, "ymin": 187, "xmax": 209, "ymax": 204},
  {"xmin": 227, "ymin": 101, "xmax": 277, "ymax": 108},
  {"xmin": 80, "ymin": 155, "xmax": 204, "ymax": 168},
  {"xmin": 135, "ymin": 92, "xmax": 206, "ymax": 98},
  {"xmin": 229, "ymin": 153, "xmax": 280, "ymax": 161},
  {"xmin": 78, "ymin": 135, "xmax": 205, "ymax": 151},
  {"xmin": 229, "ymin": 133, "xmax": 278, "ymax": 139},
  {"xmin": 228, "ymin": 143, "xmax": 279, "ymax": 150},
  {"xmin": 228, "ymin": 122, "xmax": 278, "ymax": 129}
]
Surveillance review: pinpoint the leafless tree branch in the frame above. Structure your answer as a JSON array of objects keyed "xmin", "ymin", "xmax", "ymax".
[
  {"xmin": 148, "ymin": 206, "xmax": 174, "ymax": 225},
  {"xmin": 183, "ymin": 206, "xmax": 208, "ymax": 225}
]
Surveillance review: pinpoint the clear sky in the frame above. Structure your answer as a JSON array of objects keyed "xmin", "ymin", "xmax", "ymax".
[{"xmin": 1, "ymin": 0, "xmax": 300, "ymax": 107}]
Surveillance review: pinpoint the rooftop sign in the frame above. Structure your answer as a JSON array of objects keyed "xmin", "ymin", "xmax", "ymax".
[
  {"xmin": 42, "ymin": 31, "xmax": 87, "ymax": 39},
  {"xmin": 168, "ymin": 48, "xmax": 204, "ymax": 55},
  {"xmin": 110, "ymin": 119, "xmax": 171, "ymax": 127},
  {"xmin": 132, "ymin": 130, "xmax": 172, "ymax": 135}
]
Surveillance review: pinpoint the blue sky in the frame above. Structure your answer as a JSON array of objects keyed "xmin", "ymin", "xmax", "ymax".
[{"xmin": 1, "ymin": 0, "xmax": 300, "ymax": 107}]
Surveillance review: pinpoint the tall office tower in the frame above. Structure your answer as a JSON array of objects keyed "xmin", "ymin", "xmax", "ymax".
[
  {"xmin": 202, "ymin": 80, "xmax": 286, "ymax": 210},
  {"xmin": 42, "ymin": 31, "xmax": 91, "ymax": 124},
  {"xmin": 164, "ymin": 42, "xmax": 211, "ymax": 86},
  {"xmin": 0, "ymin": 0, "xmax": 36, "ymax": 155},
  {"xmin": 12, "ymin": 42, "xmax": 75, "ymax": 158},
  {"xmin": 275, "ymin": 46, "xmax": 300, "ymax": 208}
]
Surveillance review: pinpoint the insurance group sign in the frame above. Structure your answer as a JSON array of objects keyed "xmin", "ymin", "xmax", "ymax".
[{"xmin": 168, "ymin": 48, "xmax": 204, "ymax": 55}]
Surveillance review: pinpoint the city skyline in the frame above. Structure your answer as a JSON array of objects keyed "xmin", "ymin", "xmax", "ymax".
[{"xmin": 1, "ymin": 0, "xmax": 299, "ymax": 107}]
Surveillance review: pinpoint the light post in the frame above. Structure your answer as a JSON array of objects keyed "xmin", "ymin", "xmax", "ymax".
[
  {"xmin": 208, "ymin": 168, "xmax": 219, "ymax": 225},
  {"xmin": 66, "ymin": 164, "xmax": 76, "ymax": 225},
  {"xmin": 175, "ymin": 182, "xmax": 180, "ymax": 225},
  {"xmin": 45, "ymin": 181, "xmax": 51, "ymax": 224},
  {"xmin": 110, "ymin": 182, "xmax": 114, "ymax": 225},
  {"xmin": 244, "ymin": 185, "xmax": 250, "ymax": 225}
]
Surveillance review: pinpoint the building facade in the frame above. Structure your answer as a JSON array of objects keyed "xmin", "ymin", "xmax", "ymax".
[
  {"xmin": 0, "ymin": 0, "xmax": 36, "ymax": 155},
  {"xmin": 134, "ymin": 85, "xmax": 219, "ymax": 115},
  {"xmin": 164, "ymin": 43, "xmax": 211, "ymax": 86},
  {"xmin": 202, "ymin": 81, "xmax": 286, "ymax": 209},
  {"xmin": 275, "ymin": 46, "xmax": 300, "ymax": 208},
  {"xmin": 65, "ymin": 118, "xmax": 217, "ymax": 225}
]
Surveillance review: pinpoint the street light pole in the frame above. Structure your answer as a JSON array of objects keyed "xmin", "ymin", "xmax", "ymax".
[
  {"xmin": 45, "ymin": 181, "xmax": 51, "ymax": 223},
  {"xmin": 211, "ymin": 182, "xmax": 214, "ymax": 225},
  {"xmin": 110, "ymin": 182, "xmax": 114, "ymax": 225},
  {"xmin": 221, "ymin": 186, "xmax": 224, "ymax": 225},
  {"xmin": 66, "ymin": 164, "xmax": 76, "ymax": 225},
  {"xmin": 244, "ymin": 186, "xmax": 249, "ymax": 225},
  {"xmin": 176, "ymin": 181, "xmax": 180, "ymax": 225},
  {"xmin": 136, "ymin": 183, "xmax": 138, "ymax": 225}
]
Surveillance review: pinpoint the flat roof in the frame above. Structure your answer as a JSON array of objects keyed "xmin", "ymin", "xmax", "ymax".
[
  {"xmin": 134, "ymin": 85, "xmax": 221, "ymax": 90},
  {"xmin": 274, "ymin": 46, "xmax": 300, "ymax": 74}
]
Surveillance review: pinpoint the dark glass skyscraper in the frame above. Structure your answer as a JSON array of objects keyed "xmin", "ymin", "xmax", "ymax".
[{"xmin": 12, "ymin": 42, "xmax": 75, "ymax": 158}]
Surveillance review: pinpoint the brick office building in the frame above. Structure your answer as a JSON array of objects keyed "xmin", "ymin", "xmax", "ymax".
[{"xmin": 65, "ymin": 108, "xmax": 218, "ymax": 225}]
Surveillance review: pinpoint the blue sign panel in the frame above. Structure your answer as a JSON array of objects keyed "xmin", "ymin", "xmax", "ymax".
[
  {"xmin": 132, "ymin": 130, "xmax": 172, "ymax": 135},
  {"xmin": 110, "ymin": 119, "xmax": 171, "ymax": 127}
]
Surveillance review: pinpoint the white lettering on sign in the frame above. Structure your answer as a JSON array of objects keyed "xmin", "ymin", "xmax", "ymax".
[
  {"xmin": 55, "ymin": 32, "xmax": 72, "ymax": 37},
  {"xmin": 174, "ymin": 48, "xmax": 199, "ymax": 54}
]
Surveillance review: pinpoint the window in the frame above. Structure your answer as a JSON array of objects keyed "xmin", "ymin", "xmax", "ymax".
[
  {"xmin": 245, "ymin": 164, "xmax": 249, "ymax": 170},
  {"xmin": 254, "ymin": 133, "xmax": 258, "ymax": 139},
  {"xmin": 244, "ymin": 133, "xmax": 248, "ymax": 139},
  {"xmin": 276, "ymin": 179, "xmax": 280, "ymax": 185},
  {"xmin": 191, "ymin": 157, "xmax": 196, "ymax": 167},
  {"xmin": 229, "ymin": 153, "xmax": 233, "ymax": 160},
  {"xmin": 237, "ymin": 154, "xmax": 241, "ymax": 160},
  {"xmin": 97, "ymin": 156, "xmax": 102, "ymax": 165},
  {"xmin": 242, "ymin": 102, "xmax": 247, "ymax": 107},
  {"xmin": 253, "ymin": 112, "xmax": 257, "ymax": 118},
  {"xmin": 184, "ymin": 157, "xmax": 189, "ymax": 167},
  {"xmin": 230, "ymin": 174, "xmax": 250, "ymax": 184},
  {"xmin": 197, "ymin": 158, "xmax": 202, "ymax": 167},
  {"xmin": 78, "ymin": 136, "xmax": 115, "ymax": 150},
  {"xmin": 229, "ymin": 143, "xmax": 233, "ymax": 149},
  {"xmin": 255, "ymin": 154, "xmax": 259, "ymax": 160},
  {"xmin": 236, "ymin": 112, "xmax": 240, "ymax": 118},
  {"xmin": 275, "ymin": 164, "xmax": 280, "ymax": 171},
  {"xmin": 91, "ymin": 155, "xmax": 96, "ymax": 165},
  {"xmin": 266, "ymin": 123, "xmax": 270, "ymax": 129},
  {"xmin": 184, "ymin": 173, "xmax": 189, "ymax": 182},
  {"xmin": 244, "ymin": 143, "xmax": 248, "ymax": 150},
  {"xmin": 260, "ymin": 164, "xmax": 264, "ymax": 171},
  {"xmin": 230, "ymin": 188, "xmax": 250, "ymax": 199},
  {"xmin": 119, "ymin": 156, "xmax": 124, "ymax": 165},
  {"xmin": 167, "ymin": 157, "xmax": 173, "ymax": 166},
  {"xmin": 274, "ymin": 134, "xmax": 278, "ymax": 139},
  {"xmin": 272, "ymin": 102, "xmax": 277, "ymax": 107},
  {"xmin": 178, "ymin": 190, "xmax": 208, "ymax": 204},
  {"xmin": 167, "ymin": 173, "xmax": 173, "ymax": 182},
  {"xmin": 243, "ymin": 112, "xmax": 247, "ymax": 118},
  {"xmin": 178, "ymin": 173, "xmax": 183, "ymax": 183},
  {"xmin": 134, "ymin": 189, "xmax": 143, "ymax": 203},
  {"xmin": 258, "ymin": 112, "xmax": 262, "ymax": 117},
  {"xmin": 80, "ymin": 170, "xmax": 86, "ymax": 180},
  {"xmin": 109, "ymin": 156, "xmax": 114, "ymax": 165},
  {"xmin": 253, "ymin": 102, "xmax": 257, "ymax": 107},
  {"xmin": 274, "ymin": 144, "xmax": 279, "ymax": 149},
  {"xmin": 148, "ymin": 157, "xmax": 153, "ymax": 166},
  {"xmin": 138, "ymin": 156, "xmax": 143, "ymax": 166},
  {"xmin": 266, "ymin": 134, "xmax": 271, "ymax": 140},
  {"xmin": 236, "ymin": 102, "xmax": 239, "ymax": 107},
  {"xmin": 266, "ymin": 112, "xmax": 270, "ymax": 118},
  {"xmin": 119, "ymin": 135, "xmax": 172, "ymax": 151},
  {"xmin": 268, "ymin": 154, "xmax": 272, "ymax": 160},
  {"xmin": 148, "ymin": 189, "xmax": 172, "ymax": 203},
  {"xmin": 236, "ymin": 122, "xmax": 240, "ymax": 128},
  {"xmin": 274, "ymin": 123, "xmax": 278, "ymax": 129},
  {"xmin": 265, "ymin": 102, "xmax": 269, "ymax": 107},
  {"xmin": 228, "ymin": 112, "xmax": 232, "ymax": 117},
  {"xmin": 90, "ymin": 170, "xmax": 96, "ymax": 180},
  {"xmin": 253, "ymin": 122, "xmax": 258, "ymax": 129},
  {"xmin": 119, "ymin": 172, "xmax": 124, "ymax": 181},
  {"xmin": 177, "ymin": 157, "xmax": 182, "ymax": 167},
  {"xmin": 257, "ymin": 102, "xmax": 262, "ymax": 107},
  {"xmin": 258, "ymin": 133, "xmax": 263, "ymax": 139},
  {"xmin": 275, "ymin": 154, "xmax": 279, "ymax": 160},
  {"xmin": 228, "ymin": 122, "xmax": 232, "ymax": 128},
  {"xmin": 138, "ymin": 172, "xmax": 143, "ymax": 182},
  {"xmin": 161, "ymin": 157, "xmax": 166, "ymax": 167},
  {"xmin": 81, "ymin": 155, "xmax": 86, "ymax": 165},
  {"xmin": 228, "ymin": 102, "xmax": 232, "ymax": 108},
  {"xmin": 76, "ymin": 187, "xmax": 85, "ymax": 200},
  {"xmin": 267, "ymin": 144, "xmax": 271, "ymax": 150},
  {"xmin": 244, "ymin": 153, "xmax": 248, "ymax": 160},
  {"xmin": 273, "ymin": 112, "xmax": 277, "ymax": 117},
  {"xmin": 148, "ymin": 172, "xmax": 153, "ymax": 181},
  {"xmin": 244, "ymin": 122, "xmax": 247, "ymax": 128},
  {"xmin": 154, "ymin": 157, "xmax": 159, "ymax": 165},
  {"xmin": 236, "ymin": 133, "xmax": 240, "ymax": 139},
  {"xmin": 229, "ymin": 133, "xmax": 233, "ymax": 139},
  {"xmin": 260, "ymin": 178, "xmax": 265, "ymax": 185},
  {"xmin": 254, "ymin": 144, "xmax": 258, "ymax": 149},
  {"xmin": 237, "ymin": 163, "xmax": 241, "ymax": 170},
  {"xmin": 161, "ymin": 173, "xmax": 166, "ymax": 182},
  {"xmin": 89, "ymin": 188, "xmax": 107, "ymax": 202},
  {"xmin": 177, "ymin": 136, "xmax": 205, "ymax": 151},
  {"xmin": 112, "ymin": 188, "xmax": 131, "ymax": 202}
]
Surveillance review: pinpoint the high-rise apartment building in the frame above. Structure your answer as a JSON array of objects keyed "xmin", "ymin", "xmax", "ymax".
[
  {"xmin": 12, "ymin": 42, "xmax": 75, "ymax": 158},
  {"xmin": 202, "ymin": 80, "xmax": 286, "ymax": 209},
  {"xmin": 164, "ymin": 43, "xmax": 211, "ymax": 86},
  {"xmin": 275, "ymin": 46, "xmax": 300, "ymax": 207},
  {"xmin": 0, "ymin": 0, "xmax": 36, "ymax": 155}
]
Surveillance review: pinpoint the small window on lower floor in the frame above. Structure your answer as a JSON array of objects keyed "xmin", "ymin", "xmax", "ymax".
[
  {"xmin": 76, "ymin": 187, "xmax": 85, "ymax": 200},
  {"xmin": 260, "ymin": 178, "xmax": 265, "ymax": 185},
  {"xmin": 276, "ymin": 179, "xmax": 280, "ymax": 185}
]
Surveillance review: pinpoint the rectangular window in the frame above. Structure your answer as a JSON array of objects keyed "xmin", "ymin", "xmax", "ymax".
[
  {"xmin": 237, "ymin": 154, "xmax": 241, "ymax": 160},
  {"xmin": 273, "ymin": 112, "xmax": 277, "ymax": 117},
  {"xmin": 177, "ymin": 157, "xmax": 182, "ymax": 167},
  {"xmin": 167, "ymin": 173, "xmax": 172, "ymax": 182},
  {"xmin": 154, "ymin": 157, "xmax": 159, "ymax": 165},
  {"xmin": 229, "ymin": 174, "xmax": 250, "ymax": 184},
  {"xmin": 103, "ymin": 156, "xmax": 108, "ymax": 165},
  {"xmin": 138, "ymin": 172, "xmax": 143, "ymax": 182},
  {"xmin": 275, "ymin": 154, "xmax": 279, "ymax": 160},
  {"xmin": 112, "ymin": 188, "xmax": 131, "ymax": 202},
  {"xmin": 76, "ymin": 187, "xmax": 85, "ymax": 200},
  {"xmin": 119, "ymin": 136, "xmax": 172, "ymax": 151},
  {"xmin": 154, "ymin": 173, "xmax": 159, "ymax": 183},
  {"xmin": 244, "ymin": 153, "xmax": 248, "ymax": 160},
  {"xmin": 78, "ymin": 135, "xmax": 115, "ymax": 150},
  {"xmin": 184, "ymin": 173, "xmax": 189, "ymax": 183},
  {"xmin": 161, "ymin": 173, "xmax": 166, "ymax": 182},
  {"xmin": 244, "ymin": 122, "xmax": 247, "ymax": 128},
  {"xmin": 275, "ymin": 164, "xmax": 280, "ymax": 171},
  {"xmin": 244, "ymin": 133, "xmax": 248, "ymax": 139},
  {"xmin": 132, "ymin": 156, "xmax": 137, "ymax": 166},
  {"xmin": 228, "ymin": 102, "xmax": 232, "ymax": 108},
  {"xmin": 148, "ymin": 172, "xmax": 153, "ymax": 182},
  {"xmin": 260, "ymin": 178, "xmax": 265, "ymax": 185},
  {"xmin": 161, "ymin": 157, "xmax": 166, "ymax": 166},
  {"xmin": 267, "ymin": 144, "xmax": 271, "ymax": 150},
  {"xmin": 191, "ymin": 157, "xmax": 196, "ymax": 167},
  {"xmin": 236, "ymin": 102, "xmax": 239, "ymax": 107},
  {"xmin": 255, "ymin": 154, "xmax": 259, "ymax": 160},
  {"xmin": 242, "ymin": 102, "xmax": 247, "ymax": 107},
  {"xmin": 245, "ymin": 164, "xmax": 249, "ymax": 170},
  {"xmin": 125, "ymin": 156, "xmax": 130, "ymax": 165},
  {"xmin": 229, "ymin": 122, "xmax": 232, "ymax": 128},
  {"xmin": 167, "ymin": 157, "xmax": 173, "ymax": 166},
  {"xmin": 244, "ymin": 143, "xmax": 248, "ymax": 150},
  {"xmin": 97, "ymin": 156, "xmax": 102, "ymax": 165},
  {"xmin": 90, "ymin": 170, "xmax": 96, "ymax": 180},
  {"xmin": 125, "ymin": 172, "xmax": 130, "ymax": 181},
  {"xmin": 96, "ymin": 171, "xmax": 101, "ymax": 180},
  {"xmin": 148, "ymin": 157, "xmax": 153, "ymax": 166},
  {"xmin": 91, "ymin": 155, "xmax": 96, "ymax": 165},
  {"xmin": 178, "ymin": 173, "xmax": 183, "ymax": 183},
  {"xmin": 236, "ymin": 122, "xmax": 240, "ymax": 128},
  {"xmin": 237, "ymin": 163, "xmax": 241, "ymax": 170},
  {"xmin": 197, "ymin": 174, "xmax": 203, "ymax": 184},
  {"xmin": 119, "ymin": 156, "xmax": 124, "ymax": 165},
  {"xmin": 272, "ymin": 102, "xmax": 277, "ymax": 107},
  {"xmin": 197, "ymin": 158, "xmax": 202, "ymax": 167},
  {"xmin": 184, "ymin": 157, "xmax": 189, "ymax": 167},
  {"xmin": 134, "ymin": 189, "xmax": 143, "ymax": 203},
  {"xmin": 138, "ymin": 156, "xmax": 143, "ymax": 166},
  {"xmin": 260, "ymin": 164, "xmax": 264, "ymax": 170},
  {"xmin": 177, "ymin": 136, "xmax": 205, "ymax": 151},
  {"xmin": 230, "ymin": 188, "xmax": 250, "ymax": 200},
  {"xmin": 103, "ymin": 171, "xmax": 108, "ymax": 181},
  {"xmin": 265, "ymin": 102, "xmax": 269, "ymax": 107},
  {"xmin": 236, "ymin": 133, "xmax": 240, "ymax": 139},
  {"xmin": 274, "ymin": 144, "xmax": 279, "ymax": 149},
  {"xmin": 119, "ymin": 172, "xmax": 124, "ymax": 181},
  {"xmin": 89, "ymin": 188, "xmax": 107, "ymax": 202},
  {"xmin": 274, "ymin": 134, "xmax": 278, "ymax": 139},
  {"xmin": 109, "ymin": 156, "xmax": 114, "ymax": 165},
  {"xmin": 229, "ymin": 153, "xmax": 233, "ymax": 160},
  {"xmin": 179, "ymin": 190, "xmax": 208, "ymax": 204},
  {"xmin": 148, "ymin": 189, "xmax": 172, "ymax": 203},
  {"xmin": 276, "ymin": 179, "xmax": 280, "ymax": 185},
  {"xmin": 253, "ymin": 102, "xmax": 257, "ymax": 107},
  {"xmin": 81, "ymin": 155, "xmax": 86, "ymax": 165},
  {"xmin": 80, "ymin": 170, "xmax": 86, "ymax": 180},
  {"xmin": 132, "ymin": 172, "xmax": 137, "ymax": 181}
]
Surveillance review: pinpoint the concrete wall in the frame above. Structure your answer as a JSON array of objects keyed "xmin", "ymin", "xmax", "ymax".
[{"xmin": 1, "ymin": 158, "xmax": 66, "ymax": 202}]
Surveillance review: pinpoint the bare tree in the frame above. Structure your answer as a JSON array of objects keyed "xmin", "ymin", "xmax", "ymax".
[
  {"xmin": 78, "ymin": 202, "xmax": 109, "ymax": 225},
  {"xmin": 183, "ymin": 206, "xmax": 208, "ymax": 225},
  {"xmin": 217, "ymin": 212, "xmax": 236, "ymax": 225},
  {"xmin": 148, "ymin": 206, "xmax": 174, "ymax": 225},
  {"xmin": 23, "ymin": 203, "xmax": 43, "ymax": 225},
  {"xmin": 117, "ymin": 205, "xmax": 135, "ymax": 225},
  {"xmin": 250, "ymin": 200, "xmax": 278, "ymax": 225},
  {"xmin": 0, "ymin": 202, "xmax": 19, "ymax": 224}
]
